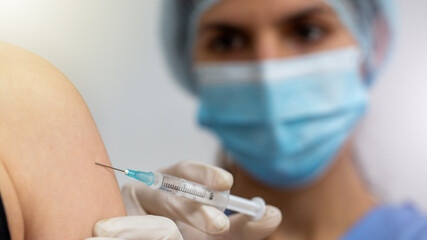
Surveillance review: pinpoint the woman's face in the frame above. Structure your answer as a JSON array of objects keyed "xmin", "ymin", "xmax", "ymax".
[{"xmin": 194, "ymin": 0, "xmax": 356, "ymax": 63}]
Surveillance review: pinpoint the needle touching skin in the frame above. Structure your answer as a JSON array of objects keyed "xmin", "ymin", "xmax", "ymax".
[{"xmin": 95, "ymin": 162, "xmax": 125, "ymax": 173}]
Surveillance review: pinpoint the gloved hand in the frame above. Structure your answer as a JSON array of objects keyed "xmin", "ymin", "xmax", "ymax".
[
  {"xmin": 122, "ymin": 160, "xmax": 282, "ymax": 240},
  {"xmin": 85, "ymin": 215, "xmax": 183, "ymax": 240}
]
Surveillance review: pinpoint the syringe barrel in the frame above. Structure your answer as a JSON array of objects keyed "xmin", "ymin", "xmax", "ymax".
[
  {"xmin": 150, "ymin": 171, "xmax": 230, "ymax": 211},
  {"xmin": 150, "ymin": 171, "xmax": 266, "ymax": 220}
]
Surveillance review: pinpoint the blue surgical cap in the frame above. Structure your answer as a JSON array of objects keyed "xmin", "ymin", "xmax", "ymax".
[{"xmin": 160, "ymin": 0, "xmax": 395, "ymax": 94}]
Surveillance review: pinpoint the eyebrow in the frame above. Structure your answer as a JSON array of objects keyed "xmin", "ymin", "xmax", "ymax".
[{"xmin": 276, "ymin": 5, "xmax": 333, "ymax": 25}]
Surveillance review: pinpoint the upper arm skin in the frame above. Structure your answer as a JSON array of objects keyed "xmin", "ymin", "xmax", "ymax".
[{"xmin": 0, "ymin": 42, "xmax": 126, "ymax": 239}]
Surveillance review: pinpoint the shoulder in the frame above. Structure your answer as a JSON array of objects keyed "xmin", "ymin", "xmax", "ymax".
[
  {"xmin": 0, "ymin": 41, "xmax": 82, "ymax": 112},
  {"xmin": 0, "ymin": 42, "xmax": 126, "ymax": 239},
  {"xmin": 0, "ymin": 41, "xmax": 67, "ymax": 82},
  {"xmin": 0, "ymin": 41, "xmax": 77, "ymax": 240},
  {"xmin": 343, "ymin": 204, "xmax": 427, "ymax": 240}
]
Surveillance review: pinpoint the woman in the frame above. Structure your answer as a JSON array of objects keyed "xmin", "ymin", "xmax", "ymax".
[{"xmin": 97, "ymin": 0, "xmax": 427, "ymax": 239}]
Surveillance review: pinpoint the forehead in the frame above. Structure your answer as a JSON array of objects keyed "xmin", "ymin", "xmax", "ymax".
[{"xmin": 199, "ymin": 0, "xmax": 335, "ymax": 27}]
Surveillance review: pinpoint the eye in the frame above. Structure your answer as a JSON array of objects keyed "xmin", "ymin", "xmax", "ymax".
[
  {"xmin": 207, "ymin": 32, "xmax": 247, "ymax": 53},
  {"xmin": 287, "ymin": 22, "xmax": 330, "ymax": 45}
]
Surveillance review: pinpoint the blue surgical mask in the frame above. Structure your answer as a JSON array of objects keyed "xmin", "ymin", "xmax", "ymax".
[{"xmin": 194, "ymin": 47, "xmax": 368, "ymax": 188}]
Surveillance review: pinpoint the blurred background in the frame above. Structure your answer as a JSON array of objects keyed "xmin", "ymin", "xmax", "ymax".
[{"xmin": 1, "ymin": 0, "xmax": 426, "ymax": 210}]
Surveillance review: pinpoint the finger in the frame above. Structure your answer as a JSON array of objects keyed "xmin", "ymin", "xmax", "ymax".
[
  {"xmin": 226, "ymin": 205, "xmax": 282, "ymax": 239},
  {"xmin": 93, "ymin": 216, "xmax": 183, "ymax": 240},
  {"xmin": 126, "ymin": 180, "xmax": 230, "ymax": 235},
  {"xmin": 162, "ymin": 160, "xmax": 233, "ymax": 191}
]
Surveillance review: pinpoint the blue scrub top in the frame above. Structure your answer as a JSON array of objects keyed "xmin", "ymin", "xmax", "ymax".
[{"xmin": 341, "ymin": 204, "xmax": 427, "ymax": 240}]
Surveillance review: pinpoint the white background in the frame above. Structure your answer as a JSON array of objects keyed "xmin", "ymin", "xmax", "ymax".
[{"xmin": 1, "ymin": 0, "xmax": 426, "ymax": 211}]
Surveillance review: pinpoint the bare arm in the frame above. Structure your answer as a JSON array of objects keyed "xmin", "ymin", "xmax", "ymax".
[{"xmin": 0, "ymin": 42, "xmax": 126, "ymax": 239}]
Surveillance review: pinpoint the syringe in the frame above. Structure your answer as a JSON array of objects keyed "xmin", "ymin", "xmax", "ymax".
[{"xmin": 95, "ymin": 162, "xmax": 266, "ymax": 220}]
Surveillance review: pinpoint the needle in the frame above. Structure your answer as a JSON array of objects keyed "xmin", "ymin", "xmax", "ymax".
[{"xmin": 95, "ymin": 162, "xmax": 125, "ymax": 173}]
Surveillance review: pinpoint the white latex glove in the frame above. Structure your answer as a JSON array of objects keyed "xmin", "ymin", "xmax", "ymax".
[
  {"xmin": 122, "ymin": 161, "xmax": 282, "ymax": 239},
  {"xmin": 85, "ymin": 215, "xmax": 183, "ymax": 240}
]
